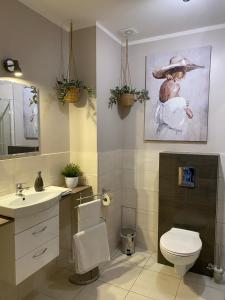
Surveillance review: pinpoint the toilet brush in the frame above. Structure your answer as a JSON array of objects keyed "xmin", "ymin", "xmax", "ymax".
[
  {"xmin": 214, "ymin": 244, "xmax": 224, "ymax": 284},
  {"xmin": 207, "ymin": 244, "xmax": 224, "ymax": 283}
]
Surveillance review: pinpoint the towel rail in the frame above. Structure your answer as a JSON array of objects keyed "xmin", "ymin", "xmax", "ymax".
[
  {"xmin": 70, "ymin": 189, "xmax": 109, "ymax": 285},
  {"xmin": 73, "ymin": 189, "xmax": 110, "ymax": 210}
]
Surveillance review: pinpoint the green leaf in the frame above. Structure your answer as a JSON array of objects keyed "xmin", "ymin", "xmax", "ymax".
[{"xmin": 61, "ymin": 163, "xmax": 82, "ymax": 177}]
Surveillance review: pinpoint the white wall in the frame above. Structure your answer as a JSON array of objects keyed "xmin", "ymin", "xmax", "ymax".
[
  {"xmin": 0, "ymin": 0, "xmax": 70, "ymax": 194},
  {"xmin": 0, "ymin": 1, "xmax": 69, "ymax": 298},
  {"xmin": 69, "ymin": 26, "xmax": 98, "ymax": 192},
  {"xmin": 96, "ymin": 27, "xmax": 123, "ymax": 252},
  {"xmin": 121, "ymin": 28, "xmax": 225, "ymax": 265}
]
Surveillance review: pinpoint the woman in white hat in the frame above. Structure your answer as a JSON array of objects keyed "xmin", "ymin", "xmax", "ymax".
[{"xmin": 152, "ymin": 56, "xmax": 204, "ymax": 140}]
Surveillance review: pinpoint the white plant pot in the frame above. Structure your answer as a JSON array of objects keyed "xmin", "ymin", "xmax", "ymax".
[{"xmin": 65, "ymin": 177, "xmax": 78, "ymax": 188}]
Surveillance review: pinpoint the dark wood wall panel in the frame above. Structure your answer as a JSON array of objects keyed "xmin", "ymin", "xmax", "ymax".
[{"xmin": 158, "ymin": 152, "xmax": 218, "ymax": 277}]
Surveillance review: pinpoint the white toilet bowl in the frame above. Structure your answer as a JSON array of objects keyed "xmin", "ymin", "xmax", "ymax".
[{"xmin": 160, "ymin": 227, "xmax": 202, "ymax": 276}]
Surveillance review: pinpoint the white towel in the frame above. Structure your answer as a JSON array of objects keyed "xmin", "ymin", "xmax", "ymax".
[
  {"xmin": 78, "ymin": 199, "xmax": 101, "ymax": 231},
  {"xmin": 73, "ymin": 222, "xmax": 110, "ymax": 274}
]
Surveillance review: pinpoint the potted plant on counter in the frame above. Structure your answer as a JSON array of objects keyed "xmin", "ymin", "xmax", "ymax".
[{"xmin": 62, "ymin": 163, "xmax": 82, "ymax": 188}]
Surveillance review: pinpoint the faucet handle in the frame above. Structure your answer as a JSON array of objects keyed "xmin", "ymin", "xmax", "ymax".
[
  {"xmin": 16, "ymin": 183, "xmax": 29, "ymax": 190},
  {"xmin": 16, "ymin": 182, "xmax": 25, "ymax": 188}
]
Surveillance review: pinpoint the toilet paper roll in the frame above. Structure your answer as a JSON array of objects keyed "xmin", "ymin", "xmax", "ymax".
[{"xmin": 102, "ymin": 193, "xmax": 111, "ymax": 206}]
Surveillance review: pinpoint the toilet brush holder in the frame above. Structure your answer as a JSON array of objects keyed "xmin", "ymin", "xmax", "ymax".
[
  {"xmin": 214, "ymin": 267, "xmax": 224, "ymax": 284},
  {"xmin": 207, "ymin": 263, "xmax": 224, "ymax": 284}
]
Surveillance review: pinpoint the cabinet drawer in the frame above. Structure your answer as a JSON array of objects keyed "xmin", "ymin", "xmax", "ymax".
[
  {"xmin": 16, "ymin": 237, "xmax": 59, "ymax": 285},
  {"xmin": 15, "ymin": 216, "xmax": 59, "ymax": 259},
  {"xmin": 15, "ymin": 203, "xmax": 59, "ymax": 234}
]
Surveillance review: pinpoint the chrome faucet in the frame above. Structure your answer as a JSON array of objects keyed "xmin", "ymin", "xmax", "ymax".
[{"xmin": 16, "ymin": 183, "xmax": 29, "ymax": 196}]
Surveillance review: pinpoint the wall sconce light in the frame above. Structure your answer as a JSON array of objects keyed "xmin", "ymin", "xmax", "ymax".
[{"xmin": 3, "ymin": 58, "xmax": 23, "ymax": 77}]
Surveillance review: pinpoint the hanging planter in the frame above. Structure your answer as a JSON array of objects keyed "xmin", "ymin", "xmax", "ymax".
[
  {"xmin": 56, "ymin": 22, "xmax": 93, "ymax": 104},
  {"xmin": 56, "ymin": 79, "xmax": 88, "ymax": 103},
  {"xmin": 119, "ymin": 86, "xmax": 135, "ymax": 107},
  {"xmin": 120, "ymin": 93, "xmax": 135, "ymax": 107},
  {"xmin": 64, "ymin": 87, "xmax": 80, "ymax": 103},
  {"xmin": 109, "ymin": 39, "xmax": 149, "ymax": 108},
  {"xmin": 109, "ymin": 85, "xmax": 149, "ymax": 108}
]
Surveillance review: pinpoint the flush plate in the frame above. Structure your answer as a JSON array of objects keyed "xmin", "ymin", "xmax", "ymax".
[{"xmin": 178, "ymin": 166, "xmax": 196, "ymax": 188}]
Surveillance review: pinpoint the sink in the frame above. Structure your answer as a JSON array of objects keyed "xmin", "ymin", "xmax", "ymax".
[{"xmin": 0, "ymin": 186, "xmax": 66, "ymax": 218}]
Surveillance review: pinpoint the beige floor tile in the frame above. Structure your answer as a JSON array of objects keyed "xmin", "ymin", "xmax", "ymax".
[
  {"xmin": 176, "ymin": 281, "xmax": 225, "ymax": 300},
  {"xmin": 131, "ymin": 269, "xmax": 180, "ymax": 300},
  {"xmin": 75, "ymin": 280, "xmax": 128, "ymax": 300},
  {"xmin": 184, "ymin": 272, "xmax": 225, "ymax": 291},
  {"xmin": 39, "ymin": 269, "xmax": 83, "ymax": 300},
  {"xmin": 150, "ymin": 253, "xmax": 157, "ymax": 260},
  {"xmin": 100, "ymin": 260, "xmax": 142, "ymax": 290},
  {"xmin": 108, "ymin": 249, "xmax": 151, "ymax": 268},
  {"xmin": 22, "ymin": 291, "xmax": 55, "ymax": 300},
  {"xmin": 125, "ymin": 291, "xmax": 154, "ymax": 300},
  {"xmin": 144, "ymin": 256, "xmax": 156, "ymax": 269},
  {"xmin": 145, "ymin": 262, "xmax": 181, "ymax": 279}
]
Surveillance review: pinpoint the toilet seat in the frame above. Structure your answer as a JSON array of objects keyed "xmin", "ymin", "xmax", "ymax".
[{"xmin": 160, "ymin": 228, "xmax": 202, "ymax": 257}]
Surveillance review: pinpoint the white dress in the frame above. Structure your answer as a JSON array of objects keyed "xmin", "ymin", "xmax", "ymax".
[{"xmin": 155, "ymin": 96, "xmax": 187, "ymax": 140}]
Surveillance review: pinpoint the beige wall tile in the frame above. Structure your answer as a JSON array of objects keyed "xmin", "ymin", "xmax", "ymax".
[
  {"xmin": 137, "ymin": 210, "xmax": 158, "ymax": 233},
  {"xmin": 122, "ymin": 188, "xmax": 159, "ymax": 212},
  {"xmin": 70, "ymin": 151, "xmax": 98, "ymax": 193},
  {"xmin": 122, "ymin": 169, "xmax": 159, "ymax": 192},
  {"xmin": 0, "ymin": 152, "xmax": 69, "ymax": 197},
  {"xmin": 136, "ymin": 228, "xmax": 158, "ymax": 252},
  {"xmin": 122, "ymin": 150, "xmax": 159, "ymax": 173}
]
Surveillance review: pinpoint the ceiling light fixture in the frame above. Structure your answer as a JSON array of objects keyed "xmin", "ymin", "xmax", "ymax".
[
  {"xmin": 3, "ymin": 58, "xmax": 23, "ymax": 77},
  {"xmin": 119, "ymin": 28, "xmax": 138, "ymax": 38},
  {"xmin": 183, "ymin": 0, "xmax": 190, "ymax": 2}
]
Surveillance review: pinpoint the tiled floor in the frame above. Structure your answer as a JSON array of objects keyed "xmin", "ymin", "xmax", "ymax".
[{"xmin": 24, "ymin": 249, "xmax": 225, "ymax": 300}]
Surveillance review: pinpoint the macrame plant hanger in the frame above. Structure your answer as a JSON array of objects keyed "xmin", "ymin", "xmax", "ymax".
[
  {"xmin": 109, "ymin": 31, "xmax": 148, "ymax": 108},
  {"xmin": 120, "ymin": 38, "xmax": 132, "ymax": 88},
  {"xmin": 67, "ymin": 21, "xmax": 77, "ymax": 82},
  {"xmin": 118, "ymin": 37, "xmax": 135, "ymax": 107},
  {"xmin": 61, "ymin": 21, "xmax": 81, "ymax": 103}
]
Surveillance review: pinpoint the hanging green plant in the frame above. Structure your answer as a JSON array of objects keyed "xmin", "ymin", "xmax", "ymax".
[
  {"xmin": 109, "ymin": 85, "xmax": 149, "ymax": 108},
  {"xmin": 56, "ymin": 22, "xmax": 94, "ymax": 104},
  {"xmin": 109, "ymin": 38, "xmax": 149, "ymax": 109},
  {"xmin": 56, "ymin": 79, "xmax": 94, "ymax": 103}
]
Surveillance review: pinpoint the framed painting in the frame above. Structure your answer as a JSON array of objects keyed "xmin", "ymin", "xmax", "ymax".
[{"xmin": 144, "ymin": 46, "xmax": 211, "ymax": 142}]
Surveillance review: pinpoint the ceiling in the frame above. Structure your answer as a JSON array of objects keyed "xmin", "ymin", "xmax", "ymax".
[{"xmin": 19, "ymin": 0, "xmax": 225, "ymax": 41}]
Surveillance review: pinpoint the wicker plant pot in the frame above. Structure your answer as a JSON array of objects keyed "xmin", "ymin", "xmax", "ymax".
[
  {"xmin": 119, "ymin": 93, "xmax": 135, "ymax": 107},
  {"xmin": 64, "ymin": 87, "xmax": 81, "ymax": 103}
]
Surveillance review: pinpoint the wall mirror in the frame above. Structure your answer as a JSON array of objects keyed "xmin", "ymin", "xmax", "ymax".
[{"xmin": 0, "ymin": 80, "xmax": 39, "ymax": 157}]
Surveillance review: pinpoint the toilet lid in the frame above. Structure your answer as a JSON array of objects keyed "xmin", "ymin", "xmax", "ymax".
[{"xmin": 160, "ymin": 228, "xmax": 202, "ymax": 256}]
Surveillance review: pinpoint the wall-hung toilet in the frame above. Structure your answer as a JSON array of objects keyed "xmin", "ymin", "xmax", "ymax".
[{"xmin": 160, "ymin": 228, "xmax": 202, "ymax": 276}]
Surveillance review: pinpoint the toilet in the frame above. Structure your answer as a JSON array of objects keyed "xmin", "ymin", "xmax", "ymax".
[{"xmin": 160, "ymin": 227, "xmax": 202, "ymax": 276}]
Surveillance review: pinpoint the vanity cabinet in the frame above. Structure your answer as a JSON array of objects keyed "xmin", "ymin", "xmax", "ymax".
[{"xmin": 0, "ymin": 203, "xmax": 59, "ymax": 285}]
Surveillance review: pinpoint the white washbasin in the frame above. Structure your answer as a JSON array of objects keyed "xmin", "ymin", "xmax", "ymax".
[{"xmin": 0, "ymin": 186, "xmax": 67, "ymax": 218}]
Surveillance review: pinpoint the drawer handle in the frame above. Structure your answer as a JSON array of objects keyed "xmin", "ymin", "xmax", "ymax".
[
  {"xmin": 32, "ymin": 226, "xmax": 47, "ymax": 236},
  {"xmin": 32, "ymin": 248, "xmax": 47, "ymax": 259}
]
